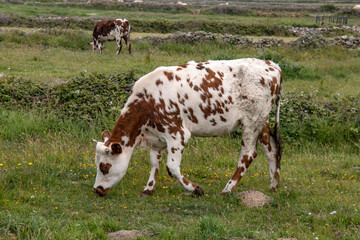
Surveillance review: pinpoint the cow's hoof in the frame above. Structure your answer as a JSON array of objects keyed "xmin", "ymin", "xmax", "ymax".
[
  {"xmin": 194, "ymin": 185, "xmax": 204, "ymax": 196},
  {"xmin": 140, "ymin": 190, "xmax": 153, "ymax": 197},
  {"xmin": 220, "ymin": 191, "xmax": 230, "ymax": 196}
]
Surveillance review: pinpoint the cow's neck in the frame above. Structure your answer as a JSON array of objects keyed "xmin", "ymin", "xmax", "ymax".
[{"xmin": 108, "ymin": 100, "xmax": 150, "ymax": 147}]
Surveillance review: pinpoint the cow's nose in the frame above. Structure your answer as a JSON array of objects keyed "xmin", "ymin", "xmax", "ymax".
[{"xmin": 93, "ymin": 186, "xmax": 109, "ymax": 196}]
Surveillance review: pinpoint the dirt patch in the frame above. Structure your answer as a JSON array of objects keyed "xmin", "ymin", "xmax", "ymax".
[
  {"xmin": 107, "ymin": 230, "xmax": 153, "ymax": 239},
  {"xmin": 107, "ymin": 230, "xmax": 153, "ymax": 240},
  {"xmin": 237, "ymin": 189, "xmax": 271, "ymax": 207}
]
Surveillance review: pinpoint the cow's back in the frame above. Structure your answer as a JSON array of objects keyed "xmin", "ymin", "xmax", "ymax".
[{"xmin": 127, "ymin": 58, "xmax": 282, "ymax": 137}]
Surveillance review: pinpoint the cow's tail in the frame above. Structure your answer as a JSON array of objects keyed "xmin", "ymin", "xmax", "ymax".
[{"xmin": 274, "ymin": 71, "xmax": 283, "ymax": 170}]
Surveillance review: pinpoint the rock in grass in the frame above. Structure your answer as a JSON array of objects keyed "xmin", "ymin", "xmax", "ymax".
[
  {"xmin": 237, "ymin": 189, "xmax": 271, "ymax": 207},
  {"xmin": 107, "ymin": 230, "xmax": 153, "ymax": 240}
]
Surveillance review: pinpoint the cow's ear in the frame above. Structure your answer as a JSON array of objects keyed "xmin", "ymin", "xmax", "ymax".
[
  {"xmin": 111, "ymin": 143, "xmax": 122, "ymax": 155},
  {"xmin": 101, "ymin": 130, "xmax": 111, "ymax": 142}
]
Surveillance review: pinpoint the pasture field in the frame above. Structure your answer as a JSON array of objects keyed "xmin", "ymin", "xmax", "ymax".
[{"xmin": 1, "ymin": 2, "xmax": 360, "ymax": 240}]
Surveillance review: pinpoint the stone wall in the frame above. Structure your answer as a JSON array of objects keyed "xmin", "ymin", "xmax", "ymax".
[{"xmin": 134, "ymin": 31, "xmax": 360, "ymax": 49}]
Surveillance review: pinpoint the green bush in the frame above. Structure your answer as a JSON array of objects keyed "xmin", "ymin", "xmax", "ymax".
[
  {"xmin": 0, "ymin": 73, "xmax": 359, "ymax": 145},
  {"xmin": 258, "ymin": 50, "xmax": 321, "ymax": 81},
  {"xmin": 0, "ymin": 72, "xmax": 136, "ymax": 123},
  {"xmin": 279, "ymin": 92, "xmax": 359, "ymax": 144},
  {"xmin": 0, "ymin": 30, "xmax": 92, "ymax": 50},
  {"xmin": 320, "ymin": 4, "xmax": 337, "ymax": 12}
]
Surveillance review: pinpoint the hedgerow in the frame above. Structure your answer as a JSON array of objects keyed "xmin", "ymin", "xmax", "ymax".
[{"xmin": 0, "ymin": 73, "xmax": 359, "ymax": 145}]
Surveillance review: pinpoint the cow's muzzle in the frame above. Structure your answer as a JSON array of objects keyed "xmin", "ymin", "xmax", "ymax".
[{"xmin": 93, "ymin": 186, "xmax": 110, "ymax": 196}]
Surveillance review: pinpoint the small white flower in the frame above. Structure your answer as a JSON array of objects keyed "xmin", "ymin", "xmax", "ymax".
[
  {"xmin": 330, "ymin": 211, "xmax": 337, "ymax": 215},
  {"xmin": 30, "ymin": 195, "xmax": 34, "ymax": 199},
  {"xmin": 315, "ymin": 237, "xmax": 319, "ymax": 239},
  {"xmin": 309, "ymin": 212, "xmax": 312, "ymax": 215}
]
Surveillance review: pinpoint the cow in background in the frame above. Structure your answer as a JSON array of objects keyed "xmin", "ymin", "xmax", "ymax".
[{"xmin": 88, "ymin": 19, "xmax": 131, "ymax": 55}]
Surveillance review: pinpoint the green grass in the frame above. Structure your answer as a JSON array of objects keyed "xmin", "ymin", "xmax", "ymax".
[
  {"xmin": 1, "ymin": 8, "xmax": 360, "ymax": 238},
  {"xmin": 1, "ymin": 2, "xmax": 360, "ymax": 27},
  {"xmin": 0, "ymin": 109, "xmax": 359, "ymax": 239},
  {"xmin": 0, "ymin": 30, "xmax": 359, "ymax": 98}
]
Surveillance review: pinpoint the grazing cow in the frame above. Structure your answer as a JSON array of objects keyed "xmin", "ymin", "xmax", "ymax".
[
  {"xmin": 93, "ymin": 58, "xmax": 283, "ymax": 197},
  {"xmin": 88, "ymin": 19, "xmax": 131, "ymax": 55}
]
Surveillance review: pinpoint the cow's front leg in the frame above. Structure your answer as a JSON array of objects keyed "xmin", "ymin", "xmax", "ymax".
[
  {"xmin": 116, "ymin": 38, "xmax": 122, "ymax": 55},
  {"xmin": 141, "ymin": 149, "xmax": 163, "ymax": 196},
  {"xmin": 98, "ymin": 42, "xmax": 104, "ymax": 54},
  {"xmin": 166, "ymin": 133, "xmax": 204, "ymax": 196}
]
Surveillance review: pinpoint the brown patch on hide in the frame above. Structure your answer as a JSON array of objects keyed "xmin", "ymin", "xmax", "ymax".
[
  {"xmin": 164, "ymin": 71, "xmax": 174, "ymax": 81},
  {"xmin": 182, "ymin": 176, "xmax": 190, "ymax": 185},
  {"xmin": 107, "ymin": 88, "xmax": 185, "ymax": 148},
  {"xmin": 258, "ymin": 122, "xmax": 272, "ymax": 152},
  {"xmin": 93, "ymin": 20, "xmax": 117, "ymax": 39},
  {"xmin": 187, "ymin": 107, "xmax": 198, "ymax": 123},
  {"xmin": 100, "ymin": 163, "xmax": 112, "ymax": 175},
  {"xmin": 171, "ymin": 147, "xmax": 178, "ymax": 154},
  {"xmin": 198, "ymin": 68, "xmax": 226, "ymax": 120},
  {"xmin": 156, "ymin": 79, "xmax": 163, "ymax": 86},
  {"xmin": 231, "ymin": 167, "xmax": 245, "ymax": 181},
  {"xmin": 102, "ymin": 130, "xmax": 111, "ymax": 141},
  {"xmin": 240, "ymin": 155, "xmax": 252, "ymax": 168},
  {"xmin": 178, "ymin": 63, "xmax": 189, "ymax": 68},
  {"xmin": 230, "ymin": 166, "xmax": 245, "ymax": 191},
  {"xmin": 196, "ymin": 63, "xmax": 205, "ymax": 70},
  {"xmin": 260, "ymin": 77, "xmax": 265, "ymax": 86}
]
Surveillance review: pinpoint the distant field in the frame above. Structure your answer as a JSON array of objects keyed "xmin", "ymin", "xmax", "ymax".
[{"xmin": 1, "ymin": 2, "xmax": 360, "ymax": 26}]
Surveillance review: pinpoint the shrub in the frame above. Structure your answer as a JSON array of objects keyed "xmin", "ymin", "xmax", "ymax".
[
  {"xmin": 0, "ymin": 73, "xmax": 359, "ymax": 145},
  {"xmin": 0, "ymin": 71, "xmax": 136, "ymax": 123},
  {"xmin": 320, "ymin": 4, "xmax": 337, "ymax": 13}
]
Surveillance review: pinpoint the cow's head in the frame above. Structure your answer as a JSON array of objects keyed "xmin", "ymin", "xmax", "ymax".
[{"xmin": 93, "ymin": 130, "xmax": 132, "ymax": 196}]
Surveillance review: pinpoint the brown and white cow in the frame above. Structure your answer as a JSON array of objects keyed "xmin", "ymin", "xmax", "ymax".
[
  {"xmin": 88, "ymin": 19, "xmax": 131, "ymax": 55},
  {"xmin": 93, "ymin": 58, "xmax": 283, "ymax": 197}
]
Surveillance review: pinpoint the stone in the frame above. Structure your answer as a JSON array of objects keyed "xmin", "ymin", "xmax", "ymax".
[
  {"xmin": 107, "ymin": 230, "xmax": 153, "ymax": 240},
  {"xmin": 237, "ymin": 189, "xmax": 272, "ymax": 207}
]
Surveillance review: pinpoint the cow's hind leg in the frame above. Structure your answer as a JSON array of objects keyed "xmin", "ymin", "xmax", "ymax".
[
  {"xmin": 116, "ymin": 38, "xmax": 122, "ymax": 55},
  {"xmin": 221, "ymin": 124, "xmax": 262, "ymax": 195},
  {"xmin": 124, "ymin": 36, "xmax": 131, "ymax": 54},
  {"xmin": 141, "ymin": 149, "xmax": 163, "ymax": 196},
  {"xmin": 259, "ymin": 121, "xmax": 281, "ymax": 192}
]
